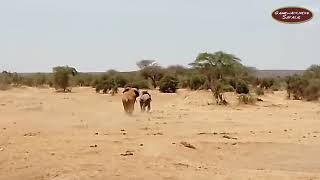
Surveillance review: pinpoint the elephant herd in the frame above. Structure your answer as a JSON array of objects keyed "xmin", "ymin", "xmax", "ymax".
[{"xmin": 121, "ymin": 87, "xmax": 152, "ymax": 115}]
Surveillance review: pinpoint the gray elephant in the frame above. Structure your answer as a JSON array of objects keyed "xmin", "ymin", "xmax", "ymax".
[
  {"xmin": 122, "ymin": 87, "xmax": 140, "ymax": 115},
  {"xmin": 139, "ymin": 91, "xmax": 152, "ymax": 112}
]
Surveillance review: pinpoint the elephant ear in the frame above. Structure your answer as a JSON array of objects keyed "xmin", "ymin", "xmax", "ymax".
[
  {"xmin": 134, "ymin": 89, "xmax": 140, "ymax": 97},
  {"xmin": 123, "ymin": 87, "xmax": 130, "ymax": 93}
]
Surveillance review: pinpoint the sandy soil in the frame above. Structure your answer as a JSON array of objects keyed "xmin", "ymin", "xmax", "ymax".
[{"xmin": 0, "ymin": 87, "xmax": 320, "ymax": 180}]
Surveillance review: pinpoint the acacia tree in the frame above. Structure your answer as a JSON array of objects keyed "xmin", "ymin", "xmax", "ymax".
[
  {"xmin": 191, "ymin": 51, "xmax": 243, "ymax": 81},
  {"xmin": 190, "ymin": 51, "xmax": 244, "ymax": 104},
  {"xmin": 304, "ymin": 65, "xmax": 320, "ymax": 79},
  {"xmin": 53, "ymin": 66, "xmax": 77, "ymax": 92},
  {"xmin": 285, "ymin": 64, "xmax": 320, "ymax": 101},
  {"xmin": 136, "ymin": 60, "xmax": 156, "ymax": 69},
  {"xmin": 137, "ymin": 60, "xmax": 164, "ymax": 88},
  {"xmin": 166, "ymin": 65, "xmax": 188, "ymax": 76}
]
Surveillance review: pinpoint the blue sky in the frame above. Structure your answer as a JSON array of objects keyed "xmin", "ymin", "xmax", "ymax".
[{"xmin": 0, "ymin": 0, "xmax": 319, "ymax": 72}]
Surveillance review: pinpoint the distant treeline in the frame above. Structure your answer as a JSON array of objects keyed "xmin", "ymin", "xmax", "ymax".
[{"xmin": 1, "ymin": 51, "xmax": 319, "ymax": 102}]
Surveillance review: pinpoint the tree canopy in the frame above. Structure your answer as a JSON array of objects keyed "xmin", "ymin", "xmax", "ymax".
[
  {"xmin": 136, "ymin": 60, "xmax": 164, "ymax": 88},
  {"xmin": 136, "ymin": 60, "xmax": 156, "ymax": 69},
  {"xmin": 190, "ymin": 51, "xmax": 243, "ymax": 81},
  {"xmin": 53, "ymin": 66, "xmax": 77, "ymax": 92}
]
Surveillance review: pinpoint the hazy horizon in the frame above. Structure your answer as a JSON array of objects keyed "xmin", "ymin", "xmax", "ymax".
[{"xmin": 1, "ymin": 0, "xmax": 319, "ymax": 73}]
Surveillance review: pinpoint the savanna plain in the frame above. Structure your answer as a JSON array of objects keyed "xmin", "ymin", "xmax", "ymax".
[{"xmin": 1, "ymin": 87, "xmax": 320, "ymax": 180}]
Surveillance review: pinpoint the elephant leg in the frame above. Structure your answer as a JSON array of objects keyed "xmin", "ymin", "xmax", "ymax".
[
  {"xmin": 147, "ymin": 101, "xmax": 151, "ymax": 112},
  {"xmin": 140, "ymin": 102, "xmax": 144, "ymax": 112},
  {"xmin": 128, "ymin": 101, "xmax": 134, "ymax": 115},
  {"xmin": 122, "ymin": 101, "xmax": 128, "ymax": 113}
]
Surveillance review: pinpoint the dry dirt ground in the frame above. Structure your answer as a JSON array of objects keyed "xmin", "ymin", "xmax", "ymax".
[{"xmin": 1, "ymin": 87, "xmax": 320, "ymax": 180}]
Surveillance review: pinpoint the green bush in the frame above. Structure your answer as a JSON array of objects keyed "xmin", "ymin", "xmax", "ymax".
[
  {"xmin": 95, "ymin": 79, "xmax": 117, "ymax": 94},
  {"xmin": 286, "ymin": 75, "xmax": 308, "ymax": 100},
  {"xmin": 222, "ymin": 84, "xmax": 234, "ymax": 92},
  {"xmin": 91, "ymin": 79, "xmax": 100, "ymax": 88},
  {"xmin": 238, "ymin": 94, "xmax": 256, "ymax": 105},
  {"xmin": 261, "ymin": 78, "xmax": 275, "ymax": 89},
  {"xmin": 189, "ymin": 74, "xmax": 206, "ymax": 90},
  {"xmin": 73, "ymin": 73, "xmax": 93, "ymax": 87},
  {"xmin": 270, "ymin": 85, "xmax": 280, "ymax": 91},
  {"xmin": 32, "ymin": 73, "xmax": 47, "ymax": 87},
  {"xmin": 304, "ymin": 65, "xmax": 320, "ymax": 79},
  {"xmin": 199, "ymin": 80, "xmax": 211, "ymax": 90},
  {"xmin": 178, "ymin": 77, "xmax": 190, "ymax": 89},
  {"xmin": 0, "ymin": 71, "xmax": 23, "ymax": 87},
  {"xmin": 159, "ymin": 75, "xmax": 179, "ymax": 93},
  {"xmin": 210, "ymin": 80, "xmax": 228, "ymax": 105},
  {"xmin": 113, "ymin": 75, "xmax": 128, "ymax": 88},
  {"xmin": 303, "ymin": 79, "xmax": 320, "ymax": 101},
  {"xmin": 53, "ymin": 66, "xmax": 77, "ymax": 92},
  {"xmin": 255, "ymin": 87, "xmax": 264, "ymax": 95},
  {"xmin": 228, "ymin": 78, "xmax": 237, "ymax": 89},
  {"xmin": 125, "ymin": 80, "xmax": 149, "ymax": 89},
  {"xmin": 22, "ymin": 77, "xmax": 34, "ymax": 87},
  {"xmin": 236, "ymin": 80, "xmax": 249, "ymax": 94}
]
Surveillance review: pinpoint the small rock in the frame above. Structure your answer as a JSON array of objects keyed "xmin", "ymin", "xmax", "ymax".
[
  {"xmin": 302, "ymin": 136, "xmax": 306, "ymax": 138},
  {"xmin": 220, "ymin": 132, "xmax": 229, "ymax": 135},
  {"xmin": 174, "ymin": 163, "xmax": 189, "ymax": 168},
  {"xmin": 90, "ymin": 145, "xmax": 98, "ymax": 148},
  {"xmin": 0, "ymin": 147, "xmax": 4, "ymax": 151},
  {"xmin": 222, "ymin": 135, "xmax": 238, "ymax": 140},
  {"xmin": 121, "ymin": 129, "xmax": 126, "ymax": 132},
  {"xmin": 153, "ymin": 132, "xmax": 163, "ymax": 136},
  {"xmin": 23, "ymin": 132, "xmax": 38, "ymax": 137},
  {"xmin": 231, "ymin": 143, "xmax": 237, "ymax": 145},
  {"xmin": 120, "ymin": 151, "xmax": 134, "ymax": 156},
  {"xmin": 140, "ymin": 144, "xmax": 144, "ymax": 146},
  {"xmin": 198, "ymin": 132, "xmax": 216, "ymax": 135},
  {"xmin": 180, "ymin": 141, "xmax": 196, "ymax": 149},
  {"xmin": 95, "ymin": 132, "xmax": 99, "ymax": 135}
]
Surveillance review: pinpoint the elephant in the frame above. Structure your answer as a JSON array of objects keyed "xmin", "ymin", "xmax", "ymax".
[
  {"xmin": 139, "ymin": 91, "xmax": 152, "ymax": 112},
  {"xmin": 122, "ymin": 87, "xmax": 140, "ymax": 114}
]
